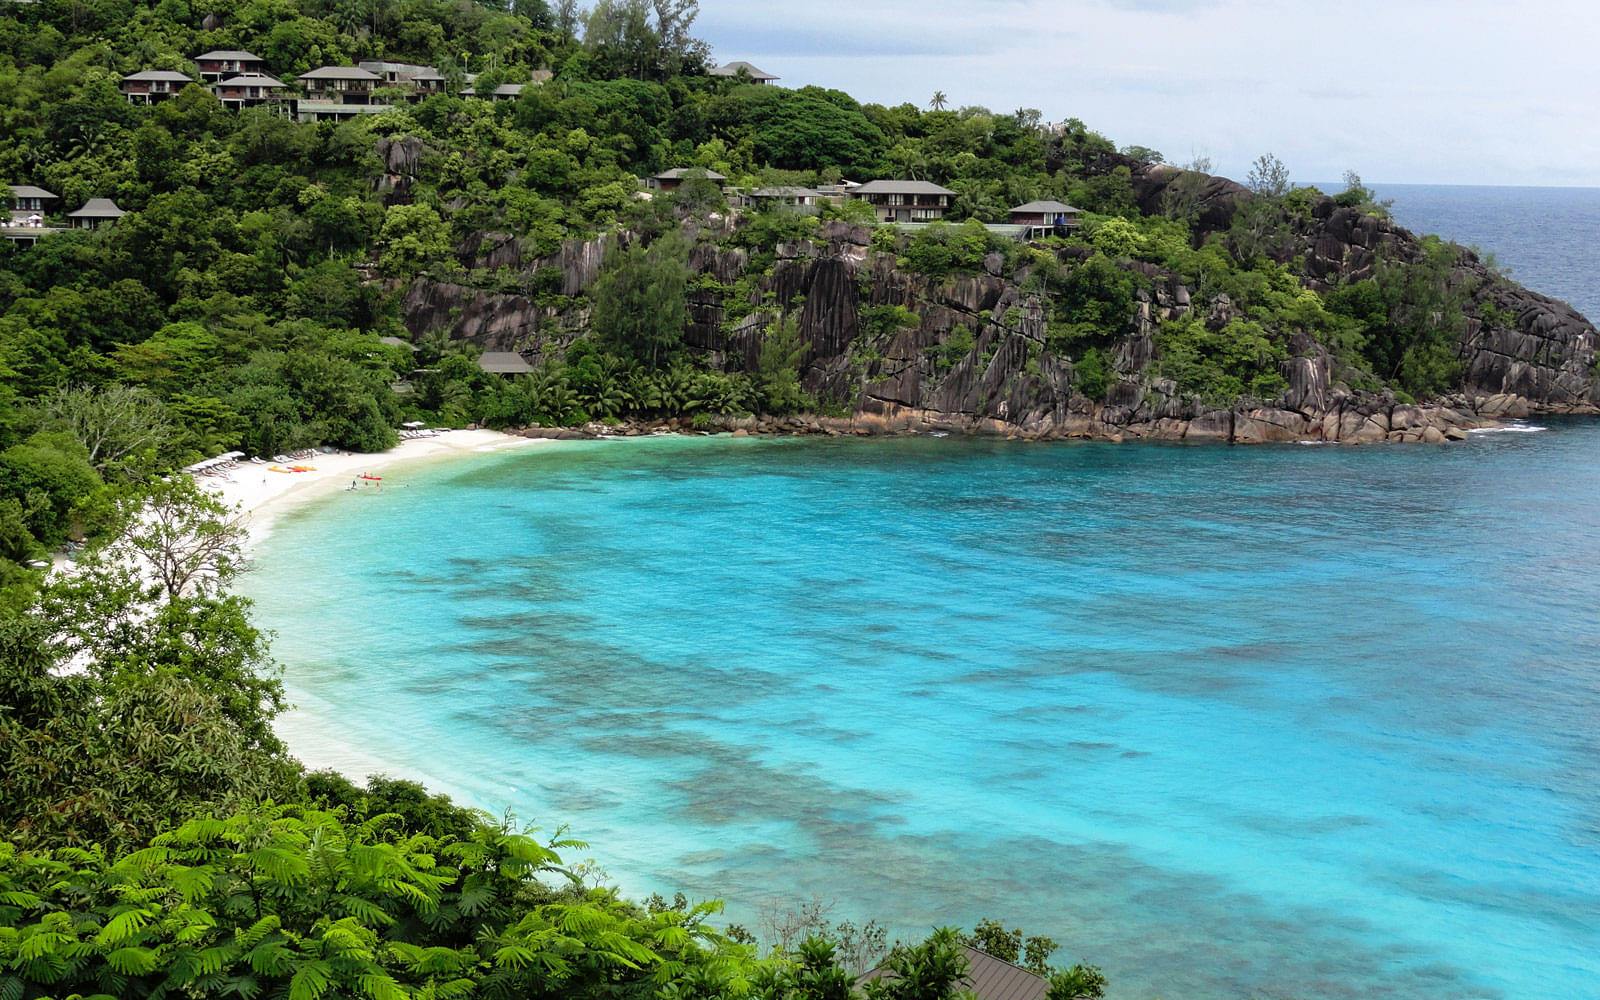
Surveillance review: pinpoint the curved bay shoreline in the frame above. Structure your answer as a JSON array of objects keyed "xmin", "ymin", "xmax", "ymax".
[
  {"xmin": 201, "ymin": 389, "xmax": 1578, "ymax": 551},
  {"xmin": 204, "ymin": 429, "xmax": 558, "ymax": 550}
]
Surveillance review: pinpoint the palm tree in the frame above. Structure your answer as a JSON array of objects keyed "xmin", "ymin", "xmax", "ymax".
[
  {"xmin": 888, "ymin": 143, "xmax": 927, "ymax": 181},
  {"xmin": 330, "ymin": 0, "xmax": 370, "ymax": 36},
  {"xmin": 929, "ymin": 90, "xmax": 948, "ymax": 112}
]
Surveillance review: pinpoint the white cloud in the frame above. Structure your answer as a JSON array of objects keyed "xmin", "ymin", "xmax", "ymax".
[{"xmin": 694, "ymin": 0, "xmax": 1600, "ymax": 185}]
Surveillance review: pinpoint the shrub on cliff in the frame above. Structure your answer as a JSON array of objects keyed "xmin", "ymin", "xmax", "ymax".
[
  {"xmin": 757, "ymin": 314, "xmax": 812, "ymax": 414},
  {"xmin": 1154, "ymin": 315, "xmax": 1287, "ymax": 405},
  {"xmin": 1073, "ymin": 347, "xmax": 1111, "ymax": 401},
  {"xmin": 591, "ymin": 232, "xmax": 692, "ymax": 368},
  {"xmin": 1048, "ymin": 254, "xmax": 1137, "ymax": 352},
  {"xmin": 900, "ymin": 220, "xmax": 1013, "ymax": 278},
  {"xmin": 377, "ymin": 204, "xmax": 459, "ymax": 280},
  {"xmin": 1325, "ymin": 237, "xmax": 1469, "ymax": 398}
]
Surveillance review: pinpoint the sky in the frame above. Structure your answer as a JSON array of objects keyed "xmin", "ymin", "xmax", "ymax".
[{"xmin": 693, "ymin": 0, "xmax": 1600, "ymax": 188}]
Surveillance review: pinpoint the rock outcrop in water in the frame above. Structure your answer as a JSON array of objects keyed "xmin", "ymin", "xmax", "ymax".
[{"xmin": 399, "ymin": 170, "xmax": 1600, "ymax": 444}]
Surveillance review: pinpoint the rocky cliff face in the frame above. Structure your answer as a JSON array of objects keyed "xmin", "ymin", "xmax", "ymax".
[
  {"xmin": 1126, "ymin": 163, "xmax": 1600, "ymax": 414},
  {"xmin": 402, "ymin": 180, "xmax": 1600, "ymax": 443}
]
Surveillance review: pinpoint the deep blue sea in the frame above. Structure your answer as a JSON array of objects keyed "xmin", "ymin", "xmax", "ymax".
[
  {"xmin": 243, "ymin": 188, "xmax": 1600, "ymax": 1000},
  {"xmin": 1361, "ymin": 183, "xmax": 1600, "ymax": 320}
]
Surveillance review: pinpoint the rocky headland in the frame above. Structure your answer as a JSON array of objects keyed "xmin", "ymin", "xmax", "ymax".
[{"xmin": 389, "ymin": 143, "xmax": 1599, "ymax": 445}]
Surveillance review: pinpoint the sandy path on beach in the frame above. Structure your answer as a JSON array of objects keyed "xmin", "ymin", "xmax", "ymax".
[{"xmin": 201, "ymin": 429, "xmax": 555, "ymax": 548}]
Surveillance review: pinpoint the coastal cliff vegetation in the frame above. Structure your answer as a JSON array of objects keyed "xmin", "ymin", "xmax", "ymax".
[{"xmin": 1, "ymin": 0, "xmax": 1598, "ymax": 993}]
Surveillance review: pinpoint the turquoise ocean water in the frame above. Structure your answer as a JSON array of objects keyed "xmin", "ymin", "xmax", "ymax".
[
  {"xmin": 246, "ymin": 430, "xmax": 1600, "ymax": 1000},
  {"xmin": 243, "ymin": 187, "xmax": 1600, "ymax": 1000}
]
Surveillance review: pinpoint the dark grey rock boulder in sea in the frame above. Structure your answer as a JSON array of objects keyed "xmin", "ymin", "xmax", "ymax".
[{"xmin": 394, "ymin": 158, "xmax": 1600, "ymax": 443}]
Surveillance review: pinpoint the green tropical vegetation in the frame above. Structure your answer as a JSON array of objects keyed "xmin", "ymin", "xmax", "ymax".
[{"xmin": 0, "ymin": 0, "xmax": 1524, "ymax": 990}]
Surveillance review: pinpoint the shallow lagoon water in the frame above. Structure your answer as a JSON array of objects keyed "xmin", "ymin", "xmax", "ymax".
[{"xmin": 245, "ymin": 426, "xmax": 1600, "ymax": 1000}]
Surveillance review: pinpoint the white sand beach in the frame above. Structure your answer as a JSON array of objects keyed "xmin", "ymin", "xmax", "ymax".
[{"xmin": 201, "ymin": 429, "xmax": 555, "ymax": 549}]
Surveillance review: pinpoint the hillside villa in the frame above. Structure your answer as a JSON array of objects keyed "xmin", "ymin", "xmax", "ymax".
[
  {"xmin": 67, "ymin": 198, "xmax": 125, "ymax": 230},
  {"xmin": 647, "ymin": 168, "xmax": 728, "ymax": 192},
  {"xmin": 358, "ymin": 60, "xmax": 447, "ymax": 99},
  {"xmin": 3, "ymin": 187, "xmax": 126, "ymax": 244},
  {"xmin": 709, "ymin": 61, "xmax": 779, "ymax": 84},
  {"xmin": 460, "ymin": 71, "xmax": 552, "ymax": 99},
  {"xmin": 860, "ymin": 948, "xmax": 1049, "ymax": 1000},
  {"xmin": 120, "ymin": 69, "xmax": 195, "ymax": 103},
  {"xmin": 298, "ymin": 65, "xmax": 381, "ymax": 104},
  {"xmin": 478, "ymin": 352, "xmax": 534, "ymax": 376},
  {"xmin": 7, "ymin": 184, "xmax": 58, "ymax": 221},
  {"xmin": 742, "ymin": 186, "xmax": 823, "ymax": 212},
  {"xmin": 194, "ymin": 49, "xmax": 266, "ymax": 82},
  {"xmin": 210, "ymin": 73, "xmax": 288, "ymax": 110},
  {"xmin": 849, "ymin": 179, "xmax": 956, "ymax": 222},
  {"xmin": 1009, "ymin": 199, "xmax": 1081, "ymax": 228}
]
